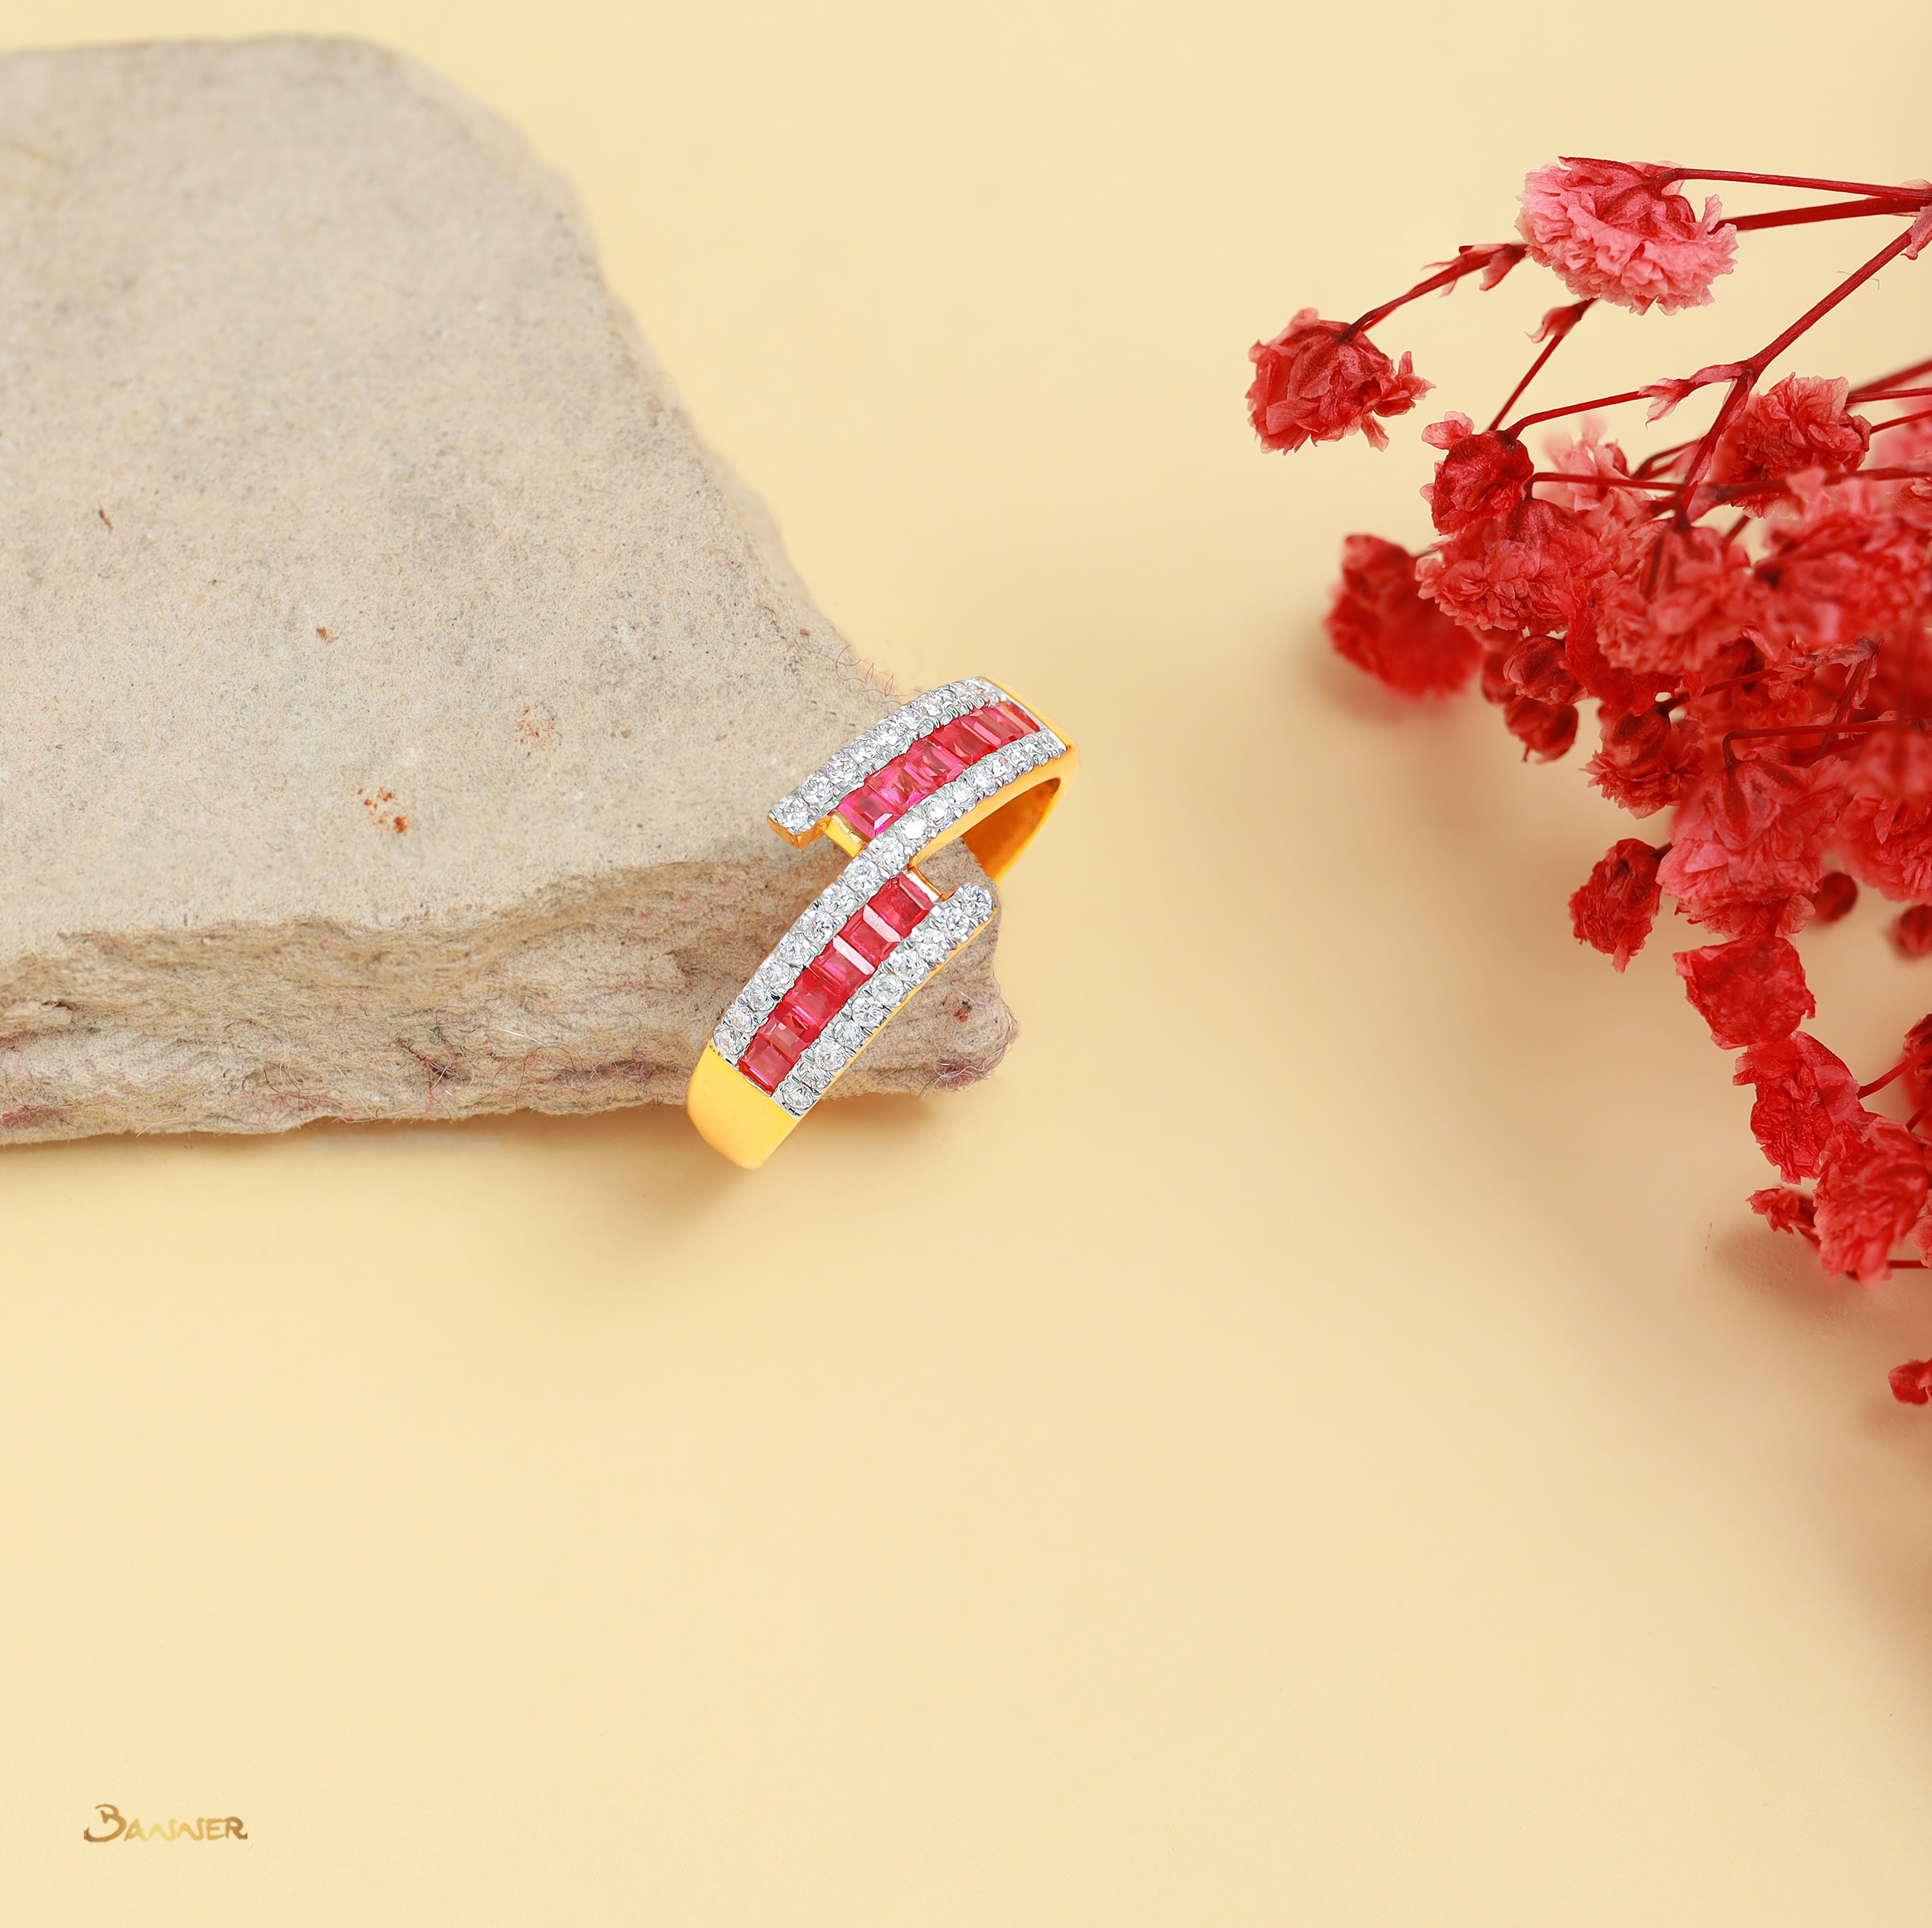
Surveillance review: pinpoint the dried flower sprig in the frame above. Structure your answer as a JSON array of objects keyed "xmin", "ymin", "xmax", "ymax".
[{"xmin": 1250, "ymin": 157, "xmax": 1932, "ymax": 1398}]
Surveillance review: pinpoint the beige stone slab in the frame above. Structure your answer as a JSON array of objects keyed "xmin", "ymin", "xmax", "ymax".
[{"xmin": 0, "ymin": 35, "xmax": 1012, "ymax": 1143}]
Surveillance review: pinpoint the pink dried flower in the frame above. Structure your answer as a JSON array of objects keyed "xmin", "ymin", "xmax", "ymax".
[
  {"xmin": 1247, "ymin": 310, "xmax": 1431, "ymax": 452},
  {"xmin": 1517, "ymin": 158, "xmax": 1738, "ymax": 314},
  {"xmin": 1707, "ymin": 375, "xmax": 1871, "ymax": 513}
]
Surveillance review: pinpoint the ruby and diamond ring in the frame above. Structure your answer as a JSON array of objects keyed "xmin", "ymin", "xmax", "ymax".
[{"xmin": 686, "ymin": 678, "xmax": 1076, "ymax": 1167}]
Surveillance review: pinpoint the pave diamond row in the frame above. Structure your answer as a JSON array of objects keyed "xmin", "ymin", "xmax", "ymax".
[
  {"xmin": 770, "ymin": 678, "xmax": 1005, "ymax": 836},
  {"xmin": 770, "ymin": 887, "xmax": 995, "ymax": 1118},
  {"xmin": 712, "ymin": 726, "xmax": 1065, "ymax": 1070}
]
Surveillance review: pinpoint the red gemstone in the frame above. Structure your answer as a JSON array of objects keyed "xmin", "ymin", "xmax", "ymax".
[
  {"xmin": 995, "ymin": 700, "xmax": 1036, "ymax": 735},
  {"xmin": 868, "ymin": 759, "xmax": 922, "ymax": 816},
  {"xmin": 839, "ymin": 907, "xmax": 898, "ymax": 966},
  {"xmin": 902, "ymin": 735, "xmax": 968, "ymax": 788},
  {"xmin": 933, "ymin": 718, "xmax": 990, "ymax": 764},
  {"xmin": 870, "ymin": 874, "xmax": 932, "ymax": 937},
  {"xmin": 740, "ymin": 1023, "xmax": 799, "ymax": 1093},
  {"xmin": 971, "ymin": 703, "xmax": 1027, "ymax": 747},
  {"xmin": 835, "ymin": 782, "xmax": 898, "ymax": 838},
  {"xmin": 780, "ymin": 965, "xmax": 843, "ymax": 1041},
  {"xmin": 813, "ymin": 940, "xmax": 872, "ymax": 998},
  {"xmin": 954, "ymin": 708, "xmax": 1008, "ymax": 753}
]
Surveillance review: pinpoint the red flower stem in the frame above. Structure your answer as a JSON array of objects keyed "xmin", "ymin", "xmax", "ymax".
[
  {"xmin": 1891, "ymin": 1258, "xmax": 1929, "ymax": 1269},
  {"xmin": 1675, "ymin": 228, "xmax": 1922, "ymax": 522},
  {"xmin": 1634, "ymin": 439, "xmax": 1699, "ymax": 479},
  {"xmin": 1722, "ymin": 714, "xmax": 1913, "ymax": 768},
  {"xmin": 1745, "ymin": 228, "xmax": 1921, "ymax": 374},
  {"xmin": 1860, "ymin": 1059, "xmax": 1910, "ymax": 1099},
  {"xmin": 1870, "ymin": 409, "xmax": 1932, "ymax": 435},
  {"xmin": 1728, "ymin": 198, "xmax": 1926, "ymax": 233},
  {"xmin": 1651, "ymin": 164, "xmax": 1932, "ymax": 200},
  {"xmin": 1528, "ymin": 471, "xmax": 1678, "ymax": 490},
  {"xmin": 1909, "ymin": 1098, "xmax": 1932, "ymax": 1132},
  {"xmin": 1505, "ymin": 388, "xmax": 1656, "ymax": 436},
  {"xmin": 1852, "ymin": 358, "xmax": 1932, "ymax": 400},
  {"xmin": 1347, "ymin": 247, "xmax": 1523, "ymax": 336},
  {"xmin": 1487, "ymin": 302, "xmax": 1595, "ymax": 431},
  {"xmin": 1849, "ymin": 387, "xmax": 1932, "ymax": 402}
]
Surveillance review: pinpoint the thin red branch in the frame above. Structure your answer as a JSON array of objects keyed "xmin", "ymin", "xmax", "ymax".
[
  {"xmin": 1506, "ymin": 388, "xmax": 1657, "ymax": 436},
  {"xmin": 1487, "ymin": 301, "xmax": 1595, "ymax": 431},
  {"xmin": 1729, "ymin": 197, "xmax": 1925, "ymax": 233},
  {"xmin": 1649, "ymin": 164, "xmax": 1932, "ymax": 200},
  {"xmin": 1348, "ymin": 246, "xmax": 1524, "ymax": 335}
]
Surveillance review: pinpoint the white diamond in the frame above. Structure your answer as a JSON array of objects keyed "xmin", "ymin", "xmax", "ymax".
[
  {"xmin": 777, "ymin": 932, "xmax": 814, "ymax": 967},
  {"xmin": 821, "ymin": 883, "xmax": 858, "ymax": 919},
  {"xmin": 849, "ymin": 992, "xmax": 887, "ymax": 1030},
  {"xmin": 913, "ymin": 924, "xmax": 949, "ymax": 962},
  {"xmin": 846, "ymin": 859, "xmax": 880, "ymax": 896},
  {"xmin": 829, "ymin": 1015, "xmax": 865, "ymax": 1051}
]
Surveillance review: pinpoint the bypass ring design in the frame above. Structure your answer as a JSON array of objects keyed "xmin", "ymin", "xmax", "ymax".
[{"xmin": 686, "ymin": 678, "xmax": 1077, "ymax": 1167}]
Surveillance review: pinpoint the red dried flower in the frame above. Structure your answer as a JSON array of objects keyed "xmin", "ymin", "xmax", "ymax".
[
  {"xmin": 1811, "ymin": 871, "xmax": 1859, "ymax": 922},
  {"xmin": 1814, "ymin": 1113, "xmax": 1930, "ymax": 1284},
  {"xmin": 1570, "ymin": 839, "xmax": 1665, "ymax": 970},
  {"xmin": 1516, "ymin": 157, "xmax": 1738, "ymax": 314},
  {"xmin": 1755, "ymin": 497, "xmax": 1932, "ymax": 652},
  {"xmin": 1891, "ymin": 905, "xmax": 1932, "ymax": 958},
  {"xmin": 1584, "ymin": 707, "xmax": 1700, "ymax": 817},
  {"xmin": 1750, "ymin": 1185, "xmax": 1818, "ymax": 1240},
  {"xmin": 1708, "ymin": 375, "xmax": 1872, "ymax": 514},
  {"xmin": 1502, "ymin": 694, "xmax": 1578, "ymax": 761},
  {"xmin": 1249, "ymin": 151, "xmax": 1932, "ymax": 1393},
  {"xmin": 1890, "ymin": 1360, "xmax": 1932, "ymax": 1404},
  {"xmin": 1247, "ymin": 310, "xmax": 1431, "ymax": 453},
  {"xmin": 1674, "ymin": 934, "xmax": 1816, "ymax": 1048},
  {"xmin": 1593, "ymin": 522, "xmax": 1756, "ymax": 680},
  {"xmin": 1421, "ymin": 414, "xmax": 1536, "ymax": 533},
  {"xmin": 1324, "ymin": 534, "xmax": 1482, "ymax": 698},
  {"xmin": 1733, "ymin": 1032, "xmax": 1862, "ymax": 1180},
  {"xmin": 1416, "ymin": 497, "xmax": 1606, "ymax": 637},
  {"xmin": 1657, "ymin": 758, "xmax": 1846, "ymax": 938}
]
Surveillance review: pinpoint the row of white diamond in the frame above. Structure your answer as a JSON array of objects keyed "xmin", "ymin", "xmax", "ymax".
[
  {"xmin": 769, "ymin": 678, "xmax": 1007, "ymax": 836},
  {"xmin": 712, "ymin": 727, "xmax": 1068, "ymax": 1070},
  {"xmin": 770, "ymin": 887, "xmax": 996, "ymax": 1118}
]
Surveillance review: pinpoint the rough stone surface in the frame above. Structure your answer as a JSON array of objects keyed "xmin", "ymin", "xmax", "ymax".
[{"xmin": 0, "ymin": 36, "xmax": 1013, "ymax": 1143}]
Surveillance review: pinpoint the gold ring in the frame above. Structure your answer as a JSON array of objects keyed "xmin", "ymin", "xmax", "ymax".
[{"xmin": 686, "ymin": 679, "xmax": 1077, "ymax": 1167}]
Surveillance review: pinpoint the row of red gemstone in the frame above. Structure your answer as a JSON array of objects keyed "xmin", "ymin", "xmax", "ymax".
[
  {"xmin": 739, "ymin": 872, "xmax": 940, "ymax": 1095},
  {"xmin": 831, "ymin": 701, "xmax": 1037, "ymax": 841}
]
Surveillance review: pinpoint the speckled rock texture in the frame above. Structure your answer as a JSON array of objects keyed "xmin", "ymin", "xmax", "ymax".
[{"xmin": 0, "ymin": 35, "xmax": 1012, "ymax": 1143}]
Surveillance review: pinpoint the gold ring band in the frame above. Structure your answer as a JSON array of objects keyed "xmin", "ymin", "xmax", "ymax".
[{"xmin": 686, "ymin": 679, "xmax": 1077, "ymax": 1167}]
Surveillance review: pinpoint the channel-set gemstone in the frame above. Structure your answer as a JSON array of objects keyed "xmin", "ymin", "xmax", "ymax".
[
  {"xmin": 829, "ymin": 701, "xmax": 1037, "ymax": 844},
  {"xmin": 737, "ymin": 873, "xmax": 941, "ymax": 1093}
]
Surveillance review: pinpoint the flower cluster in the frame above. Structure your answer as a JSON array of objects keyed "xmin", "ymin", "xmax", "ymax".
[{"xmin": 1250, "ymin": 157, "xmax": 1932, "ymax": 1397}]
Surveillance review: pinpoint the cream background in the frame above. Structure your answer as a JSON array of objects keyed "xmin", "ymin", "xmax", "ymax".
[{"xmin": 3, "ymin": 1, "xmax": 1931, "ymax": 1921}]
